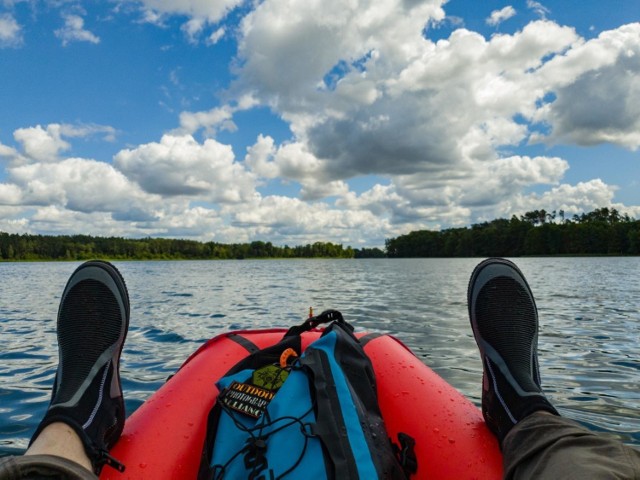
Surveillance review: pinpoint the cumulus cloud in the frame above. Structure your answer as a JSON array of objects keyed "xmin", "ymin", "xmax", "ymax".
[
  {"xmin": 236, "ymin": 0, "xmax": 446, "ymax": 102},
  {"xmin": 0, "ymin": 142, "xmax": 26, "ymax": 165},
  {"xmin": 229, "ymin": 194, "xmax": 398, "ymax": 246},
  {"xmin": 1, "ymin": 158, "xmax": 158, "ymax": 215},
  {"xmin": 245, "ymin": 137, "xmax": 349, "ymax": 199},
  {"xmin": 358, "ymin": 155, "xmax": 568, "ymax": 224},
  {"xmin": 0, "ymin": 123, "xmax": 165, "ymax": 226},
  {"xmin": 231, "ymin": 9, "xmax": 637, "ymax": 200},
  {"xmin": 504, "ymin": 179, "xmax": 617, "ymax": 218},
  {"xmin": 234, "ymin": 16, "xmax": 579, "ymax": 187},
  {"xmin": 533, "ymin": 23, "xmax": 640, "ymax": 149},
  {"xmin": 13, "ymin": 125, "xmax": 71, "ymax": 163},
  {"xmin": 461, "ymin": 155, "xmax": 569, "ymax": 206},
  {"xmin": 211, "ymin": 8, "xmax": 639, "ymax": 233},
  {"xmin": 12, "ymin": 123, "xmax": 116, "ymax": 163},
  {"xmin": 55, "ymin": 14, "xmax": 100, "ymax": 46},
  {"xmin": 486, "ymin": 6, "xmax": 516, "ymax": 27},
  {"xmin": 0, "ymin": 13, "xmax": 22, "ymax": 47},
  {"xmin": 114, "ymin": 134, "xmax": 255, "ymax": 202},
  {"xmin": 3, "ymin": 1, "xmax": 639, "ymax": 245},
  {"xmin": 178, "ymin": 105, "xmax": 237, "ymax": 135}
]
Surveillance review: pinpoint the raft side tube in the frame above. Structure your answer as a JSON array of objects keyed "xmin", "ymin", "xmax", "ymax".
[{"xmin": 363, "ymin": 335, "xmax": 502, "ymax": 479}]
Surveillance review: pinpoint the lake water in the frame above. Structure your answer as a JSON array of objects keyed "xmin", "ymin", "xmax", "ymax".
[{"xmin": 1, "ymin": 257, "xmax": 639, "ymax": 457}]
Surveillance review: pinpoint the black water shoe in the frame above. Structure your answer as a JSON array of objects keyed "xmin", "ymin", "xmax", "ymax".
[
  {"xmin": 31, "ymin": 261, "xmax": 129, "ymax": 473},
  {"xmin": 468, "ymin": 258, "xmax": 558, "ymax": 445}
]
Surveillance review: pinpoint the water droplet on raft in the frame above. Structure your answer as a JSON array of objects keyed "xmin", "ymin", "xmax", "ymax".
[
  {"xmin": 448, "ymin": 438, "xmax": 456, "ymax": 444},
  {"xmin": 139, "ymin": 463, "xmax": 147, "ymax": 469}
]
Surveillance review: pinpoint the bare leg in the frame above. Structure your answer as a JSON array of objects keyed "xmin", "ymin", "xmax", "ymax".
[{"xmin": 26, "ymin": 422, "xmax": 92, "ymax": 472}]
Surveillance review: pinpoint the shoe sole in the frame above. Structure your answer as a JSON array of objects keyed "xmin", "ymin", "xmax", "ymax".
[
  {"xmin": 467, "ymin": 257, "xmax": 542, "ymax": 396},
  {"xmin": 55, "ymin": 260, "xmax": 130, "ymax": 407}
]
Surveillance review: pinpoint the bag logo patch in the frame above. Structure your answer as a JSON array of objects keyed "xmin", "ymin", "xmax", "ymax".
[
  {"xmin": 219, "ymin": 381, "xmax": 275, "ymax": 419},
  {"xmin": 252, "ymin": 364, "xmax": 289, "ymax": 390}
]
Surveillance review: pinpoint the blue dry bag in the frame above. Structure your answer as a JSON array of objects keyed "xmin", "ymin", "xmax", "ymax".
[{"xmin": 197, "ymin": 310, "xmax": 415, "ymax": 480}]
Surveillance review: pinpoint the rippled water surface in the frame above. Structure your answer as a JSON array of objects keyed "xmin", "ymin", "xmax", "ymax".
[{"xmin": 1, "ymin": 258, "xmax": 639, "ymax": 455}]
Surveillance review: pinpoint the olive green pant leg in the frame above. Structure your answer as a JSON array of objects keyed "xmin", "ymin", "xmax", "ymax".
[
  {"xmin": 503, "ymin": 412, "xmax": 640, "ymax": 480},
  {"xmin": 0, "ymin": 455, "xmax": 98, "ymax": 480}
]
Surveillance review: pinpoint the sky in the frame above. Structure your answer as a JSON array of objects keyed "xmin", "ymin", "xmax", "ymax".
[{"xmin": 0, "ymin": 0, "xmax": 639, "ymax": 248}]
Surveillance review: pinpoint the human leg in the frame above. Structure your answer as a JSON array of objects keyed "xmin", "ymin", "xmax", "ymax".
[
  {"xmin": 468, "ymin": 258, "xmax": 640, "ymax": 479},
  {"xmin": 502, "ymin": 411, "xmax": 640, "ymax": 479},
  {"xmin": 0, "ymin": 454, "xmax": 97, "ymax": 480},
  {"xmin": 0, "ymin": 261, "xmax": 130, "ymax": 478},
  {"xmin": 26, "ymin": 422, "xmax": 92, "ymax": 471}
]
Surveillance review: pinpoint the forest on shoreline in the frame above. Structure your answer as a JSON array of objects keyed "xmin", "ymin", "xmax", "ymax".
[
  {"xmin": 1, "ymin": 208, "xmax": 638, "ymax": 261},
  {"xmin": 0, "ymin": 234, "xmax": 356, "ymax": 261},
  {"xmin": 385, "ymin": 208, "xmax": 640, "ymax": 257}
]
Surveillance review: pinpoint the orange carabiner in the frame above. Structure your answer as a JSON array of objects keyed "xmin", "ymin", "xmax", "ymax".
[{"xmin": 280, "ymin": 348, "xmax": 299, "ymax": 368}]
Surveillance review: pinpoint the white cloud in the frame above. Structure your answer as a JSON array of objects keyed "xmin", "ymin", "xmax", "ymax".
[
  {"xmin": 0, "ymin": 13, "xmax": 22, "ymax": 47},
  {"xmin": 533, "ymin": 23, "xmax": 640, "ymax": 149},
  {"xmin": 504, "ymin": 179, "xmax": 617, "ymax": 218},
  {"xmin": 229, "ymin": 194, "xmax": 397, "ymax": 246},
  {"xmin": 178, "ymin": 105, "xmax": 237, "ymax": 136},
  {"xmin": 527, "ymin": 0, "xmax": 550, "ymax": 19},
  {"xmin": 300, "ymin": 180, "xmax": 349, "ymax": 201},
  {"xmin": 12, "ymin": 123, "xmax": 116, "ymax": 163},
  {"xmin": 136, "ymin": 0, "xmax": 244, "ymax": 24},
  {"xmin": 486, "ymin": 6, "xmax": 516, "ymax": 27},
  {"xmin": 207, "ymin": 27, "xmax": 225, "ymax": 45},
  {"xmin": 114, "ymin": 134, "xmax": 255, "ymax": 202},
  {"xmin": 3, "ymin": 158, "xmax": 158, "ymax": 216},
  {"xmin": 244, "ymin": 134, "xmax": 279, "ymax": 179},
  {"xmin": 236, "ymin": 0, "xmax": 447, "ymax": 103},
  {"xmin": 226, "ymin": 9, "xmax": 639, "ymax": 230},
  {"xmin": 13, "ymin": 125, "xmax": 71, "ymax": 163},
  {"xmin": 181, "ymin": 16, "xmax": 205, "ymax": 44},
  {"xmin": 234, "ymin": 8, "xmax": 581, "ymax": 188},
  {"xmin": 0, "ymin": 183, "xmax": 22, "ymax": 205},
  {"xmin": 55, "ymin": 14, "xmax": 100, "ymax": 46},
  {"xmin": 0, "ymin": 142, "xmax": 26, "ymax": 165}
]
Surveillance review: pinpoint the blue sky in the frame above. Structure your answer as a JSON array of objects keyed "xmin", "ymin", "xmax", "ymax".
[{"xmin": 0, "ymin": 0, "xmax": 638, "ymax": 247}]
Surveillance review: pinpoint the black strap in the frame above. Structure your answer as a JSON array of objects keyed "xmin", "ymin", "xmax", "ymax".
[
  {"xmin": 359, "ymin": 332, "xmax": 383, "ymax": 347},
  {"xmin": 285, "ymin": 309, "xmax": 349, "ymax": 337},
  {"xmin": 227, "ymin": 333, "xmax": 260, "ymax": 354},
  {"xmin": 392, "ymin": 432, "xmax": 418, "ymax": 477}
]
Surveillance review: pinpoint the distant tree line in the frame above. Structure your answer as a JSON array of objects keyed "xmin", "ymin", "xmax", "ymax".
[
  {"xmin": 0, "ymin": 234, "xmax": 357, "ymax": 261},
  {"xmin": 4, "ymin": 207, "xmax": 636, "ymax": 261},
  {"xmin": 385, "ymin": 208, "xmax": 640, "ymax": 257}
]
